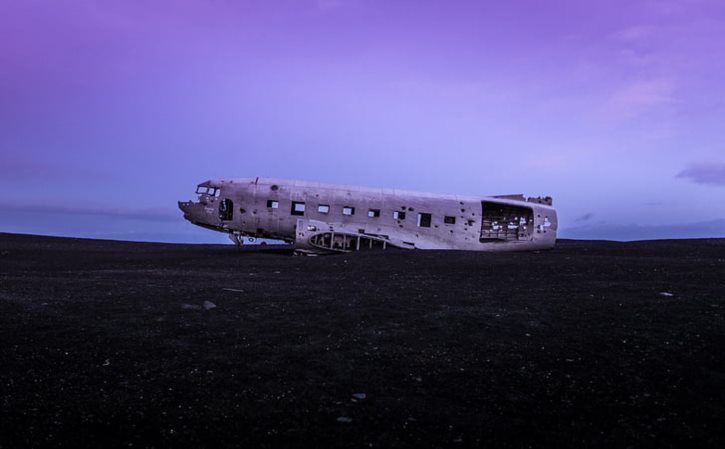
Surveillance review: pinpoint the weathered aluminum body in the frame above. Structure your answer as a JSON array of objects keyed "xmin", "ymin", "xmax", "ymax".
[{"xmin": 179, "ymin": 177, "xmax": 557, "ymax": 254}]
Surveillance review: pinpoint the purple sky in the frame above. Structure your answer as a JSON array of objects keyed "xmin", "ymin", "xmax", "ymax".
[{"xmin": 2, "ymin": 0, "xmax": 725, "ymax": 242}]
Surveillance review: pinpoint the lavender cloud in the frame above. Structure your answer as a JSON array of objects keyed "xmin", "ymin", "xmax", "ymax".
[
  {"xmin": 605, "ymin": 79, "xmax": 675, "ymax": 120},
  {"xmin": 677, "ymin": 163, "xmax": 725, "ymax": 186}
]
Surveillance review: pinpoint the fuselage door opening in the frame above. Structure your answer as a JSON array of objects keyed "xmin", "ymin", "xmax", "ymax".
[
  {"xmin": 219, "ymin": 198, "xmax": 234, "ymax": 221},
  {"xmin": 479, "ymin": 201, "xmax": 534, "ymax": 242}
]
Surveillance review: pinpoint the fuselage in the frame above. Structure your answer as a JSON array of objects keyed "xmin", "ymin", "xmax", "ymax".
[{"xmin": 178, "ymin": 177, "xmax": 557, "ymax": 253}]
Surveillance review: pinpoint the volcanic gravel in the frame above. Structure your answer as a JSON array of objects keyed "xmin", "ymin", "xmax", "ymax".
[{"xmin": 1, "ymin": 233, "xmax": 724, "ymax": 448}]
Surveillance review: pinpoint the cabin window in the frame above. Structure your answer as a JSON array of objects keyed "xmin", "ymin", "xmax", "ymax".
[
  {"xmin": 444, "ymin": 216, "xmax": 456, "ymax": 224},
  {"xmin": 342, "ymin": 206, "xmax": 355, "ymax": 216},
  {"xmin": 267, "ymin": 200, "xmax": 279, "ymax": 209},
  {"xmin": 318, "ymin": 204, "xmax": 330, "ymax": 214},
  {"xmin": 393, "ymin": 211, "xmax": 406, "ymax": 220},
  {"xmin": 368, "ymin": 209, "xmax": 381, "ymax": 218},
  {"xmin": 417, "ymin": 213, "xmax": 432, "ymax": 228},
  {"xmin": 291, "ymin": 201, "xmax": 306, "ymax": 216}
]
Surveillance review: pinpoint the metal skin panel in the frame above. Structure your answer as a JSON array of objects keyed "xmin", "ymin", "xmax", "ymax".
[{"xmin": 179, "ymin": 177, "xmax": 557, "ymax": 254}]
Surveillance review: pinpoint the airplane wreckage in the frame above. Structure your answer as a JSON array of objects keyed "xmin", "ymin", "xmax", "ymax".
[{"xmin": 179, "ymin": 177, "xmax": 557, "ymax": 255}]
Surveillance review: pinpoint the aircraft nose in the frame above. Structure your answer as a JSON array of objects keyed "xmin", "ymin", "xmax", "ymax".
[
  {"xmin": 178, "ymin": 201, "xmax": 197, "ymax": 219},
  {"xmin": 178, "ymin": 199, "xmax": 213, "ymax": 222}
]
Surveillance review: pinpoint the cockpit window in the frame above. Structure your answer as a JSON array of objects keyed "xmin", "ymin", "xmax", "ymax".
[{"xmin": 196, "ymin": 186, "xmax": 219, "ymax": 196}]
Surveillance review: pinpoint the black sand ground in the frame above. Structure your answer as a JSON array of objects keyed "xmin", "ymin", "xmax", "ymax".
[{"xmin": 1, "ymin": 233, "xmax": 724, "ymax": 448}]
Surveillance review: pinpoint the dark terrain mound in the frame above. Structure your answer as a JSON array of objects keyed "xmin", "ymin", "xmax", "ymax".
[{"xmin": 1, "ymin": 233, "xmax": 724, "ymax": 448}]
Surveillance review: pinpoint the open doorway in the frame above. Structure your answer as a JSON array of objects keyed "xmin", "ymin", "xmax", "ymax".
[
  {"xmin": 219, "ymin": 198, "xmax": 234, "ymax": 221},
  {"xmin": 479, "ymin": 201, "xmax": 533, "ymax": 241}
]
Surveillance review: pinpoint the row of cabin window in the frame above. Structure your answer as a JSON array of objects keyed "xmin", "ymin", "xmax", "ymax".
[{"xmin": 265, "ymin": 200, "xmax": 457, "ymax": 227}]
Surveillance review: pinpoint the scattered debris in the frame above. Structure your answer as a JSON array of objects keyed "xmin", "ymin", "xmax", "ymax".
[
  {"xmin": 181, "ymin": 303, "xmax": 201, "ymax": 310},
  {"xmin": 336, "ymin": 416, "xmax": 352, "ymax": 423},
  {"xmin": 352, "ymin": 393, "xmax": 367, "ymax": 400},
  {"xmin": 203, "ymin": 301, "xmax": 217, "ymax": 310},
  {"xmin": 659, "ymin": 292, "xmax": 674, "ymax": 297}
]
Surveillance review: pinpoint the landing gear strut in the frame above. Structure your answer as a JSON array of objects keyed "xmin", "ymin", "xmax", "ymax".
[{"xmin": 228, "ymin": 232, "xmax": 243, "ymax": 247}]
